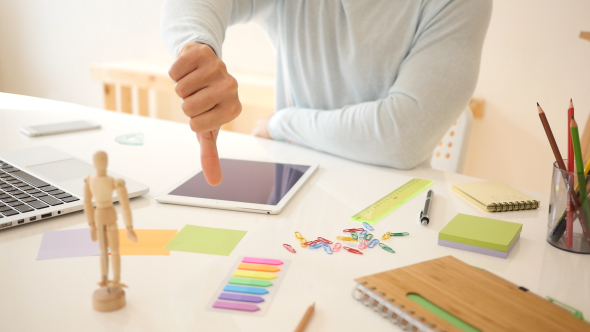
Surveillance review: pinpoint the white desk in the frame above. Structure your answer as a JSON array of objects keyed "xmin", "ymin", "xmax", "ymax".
[{"xmin": 0, "ymin": 93, "xmax": 588, "ymax": 331}]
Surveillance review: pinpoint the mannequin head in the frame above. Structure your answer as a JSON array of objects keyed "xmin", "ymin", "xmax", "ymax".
[{"xmin": 93, "ymin": 151, "xmax": 108, "ymax": 176}]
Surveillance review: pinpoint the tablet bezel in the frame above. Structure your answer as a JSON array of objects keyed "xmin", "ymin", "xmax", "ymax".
[{"xmin": 155, "ymin": 158, "xmax": 318, "ymax": 214}]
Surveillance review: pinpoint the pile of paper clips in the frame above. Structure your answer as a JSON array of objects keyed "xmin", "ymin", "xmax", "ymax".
[{"xmin": 283, "ymin": 222, "xmax": 409, "ymax": 255}]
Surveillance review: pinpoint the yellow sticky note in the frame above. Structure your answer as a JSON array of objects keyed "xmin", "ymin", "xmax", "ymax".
[
  {"xmin": 233, "ymin": 270, "xmax": 277, "ymax": 280},
  {"xmin": 117, "ymin": 229, "xmax": 178, "ymax": 255},
  {"xmin": 238, "ymin": 263, "xmax": 281, "ymax": 272}
]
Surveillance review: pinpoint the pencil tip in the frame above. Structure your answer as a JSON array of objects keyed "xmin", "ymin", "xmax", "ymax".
[{"xmin": 537, "ymin": 102, "xmax": 540, "ymax": 106}]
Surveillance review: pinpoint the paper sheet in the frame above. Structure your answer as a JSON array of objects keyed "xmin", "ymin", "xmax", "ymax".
[
  {"xmin": 118, "ymin": 229, "xmax": 178, "ymax": 255},
  {"xmin": 164, "ymin": 225, "xmax": 247, "ymax": 256},
  {"xmin": 37, "ymin": 228, "xmax": 99, "ymax": 260}
]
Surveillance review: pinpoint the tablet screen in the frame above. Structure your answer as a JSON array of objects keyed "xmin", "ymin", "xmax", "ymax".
[{"xmin": 168, "ymin": 159, "xmax": 310, "ymax": 205}]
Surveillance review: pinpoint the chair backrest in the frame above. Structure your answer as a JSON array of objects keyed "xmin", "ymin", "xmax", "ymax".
[{"xmin": 430, "ymin": 107, "xmax": 474, "ymax": 174}]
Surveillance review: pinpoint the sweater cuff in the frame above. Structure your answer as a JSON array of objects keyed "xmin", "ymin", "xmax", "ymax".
[{"xmin": 268, "ymin": 108, "xmax": 294, "ymax": 141}]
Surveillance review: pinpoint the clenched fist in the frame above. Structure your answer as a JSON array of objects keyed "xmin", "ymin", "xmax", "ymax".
[{"xmin": 169, "ymin": 42, "xmax": 241, "ymax": 186}]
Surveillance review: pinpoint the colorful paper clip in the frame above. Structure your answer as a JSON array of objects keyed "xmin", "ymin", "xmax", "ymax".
[
  {"xmin": 359, "ymin": 230, "xmax": 368, "ymax": 240},
  {"xmin": 368, "ymin": 239, "xmax": 379, "ymax": 248},
  {"xmin": 323, "ymin": 244, "xmax": 333, "ymax": 255},
  {"xmin": 333, "ymin": 243, "xmax": 342, "ymax": 252},
  {"xmin": 300, "ymin": 238, "xmax": 308, "ymax": 248},
  {"xmin": 362, "ymin": 222, "xmax": 374, "ymax": 231},
  {"xmin": 318, "ymin": 237, "xmax": 333, "ymax": 244},
  {"xmin": 381, "ymin": 232, "xmax": 391, "ymax": 240},
  {"xmin": 336, "ymin": 236, "xmax": 358, "ymax": 242},
  {"xmin": 392, "ymin": 232, "xmax": 409, "ymax": 236},
  {"xmin": 283, "ymin": 244, "xmax": 296, "ymax": 253},
  {"xmin": 351, "ymin": 232, "xmax": 358, "ymax": 240},
  {"xmin": 358, "ymin": 239, "xmax": 369, "ymax": 250},
  {"xmin": 309, "ymin": 242, "xmax": 324, "ymax": 249},
  {"xmin": 295, "ymin": 231, "xmax": 303, "ymax": 239},
  {"xmin": 343, "ymin": 228, "xmax": 364, "ymax": 233},
  {"xmin": 343, "ymin": 246, "xmax": 363, "ymax": 255},
  {"xmin": 365, "ymin": 234, "xmax": 374, "ymax": 241},
  {"xmin": 378, "ymin": 242, "xmax": 395, "ymax": 253}
]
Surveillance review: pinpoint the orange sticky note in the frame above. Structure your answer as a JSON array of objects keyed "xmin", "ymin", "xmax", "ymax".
[
  {"xmin": 117, "ymin": 229, "xmax": 178, "ymax": 255},
  {"xmin": 238, "ymin": 263, "xmax": 281, "ymax": 272}
]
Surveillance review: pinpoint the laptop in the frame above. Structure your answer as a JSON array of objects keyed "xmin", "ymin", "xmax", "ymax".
[{"xmin": 0, "ymin": 146, "xmax": 149, "ymax": 230}]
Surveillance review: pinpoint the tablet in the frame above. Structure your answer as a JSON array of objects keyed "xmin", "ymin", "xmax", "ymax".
[{"xmin": 156, "ymin": 159, "xmax": 318, "ymax": 214}]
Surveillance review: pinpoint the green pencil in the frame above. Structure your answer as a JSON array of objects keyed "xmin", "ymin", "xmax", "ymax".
[{"xmin": 570, "ymin": 117, "xmax": 590, "ymax": 231}]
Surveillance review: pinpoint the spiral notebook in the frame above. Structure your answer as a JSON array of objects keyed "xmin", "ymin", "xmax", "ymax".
[
  {"xmin": 451, "ymin": 181, "xmax": 540, "ymax": 212},
  {"xmin": 352, "ymin": 256, "xmax": 588, "ymax": 332}
]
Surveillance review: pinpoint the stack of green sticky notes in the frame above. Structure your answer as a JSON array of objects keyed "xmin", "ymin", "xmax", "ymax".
[{"xmin": 438, "ymin": 213, "xmax": 522, "ymax": 258}]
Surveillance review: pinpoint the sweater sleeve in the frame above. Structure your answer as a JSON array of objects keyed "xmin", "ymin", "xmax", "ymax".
[
  {"xmin": 268, "ymin": 0, "xmax": 492, "ymax": 169},
  {"xmin": 160, "ymin": 0, "xmax": 275, "ymax": 58}
]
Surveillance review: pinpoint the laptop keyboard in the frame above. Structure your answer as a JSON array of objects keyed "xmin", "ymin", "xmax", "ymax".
[{"xmin": 0, "ymin": 160, "xmax": 80, "ymax": 218}]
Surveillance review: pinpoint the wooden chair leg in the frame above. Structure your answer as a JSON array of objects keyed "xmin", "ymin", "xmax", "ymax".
[
  {"xmin": 137, "ymin": 88, "xmax": 149, "ymax": 117},
  {"xmin": 104, "ymin": 84, "xmax": 116, "ymax": 111},
  {"xmin": 120, "ymin": 86, "xmax": 133, "ymax": 114}
]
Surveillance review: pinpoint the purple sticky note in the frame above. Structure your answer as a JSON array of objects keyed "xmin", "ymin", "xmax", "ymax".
[
  {"xmin": 213, "ymin": 301, "xmax": 260, "ymax": 312},
  {"xmin": 37, "ymin": 228, "xmax": 100, "ymax": 260},
  {"xmin": 438, "ymin": 235, "xmax": 520, "ymax": 259},
  {"xmin": 219, "ymin": 292, "xmax": 265, "ymax": 303}
]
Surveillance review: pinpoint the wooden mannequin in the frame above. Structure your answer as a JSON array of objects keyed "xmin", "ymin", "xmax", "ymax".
[{"xmin": 84, "ymin": 151, "xmax": 138, "ymax": 312}]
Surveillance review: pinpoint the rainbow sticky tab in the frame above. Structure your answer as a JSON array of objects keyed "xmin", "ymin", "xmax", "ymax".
[
  {"xmin": 368, "ymin": 239, "xmax": 379, "ymax": 248},
  {"xmin": 213, "ymin": 301, "xmax": 260, "ymax": 312},
  {"xmin": 365, "ymin": 234, "xmax": 374, "ymax": 241},
  {"xmin": 362, "ymin": 222, "xmax": 374, "ymax": 231},
  {"xmin": 333, "ymin": 243, "xmax": 342, "ymax": 252},
  {"xmin": 228, "ymin": 277, "xmax": 273, "ymax": 287},
  {"xmin": 242, "ymin": 257, "xmax": 283, "ymax": 265},
  {"xmin": 238, "ymin": 263, "xmax": 281, "ymax": 272},
  {"xmin": 233, "ymin": 270, "xmax": 277, "ymax": 280},
  {"xmin": 223, "ymin": 285, "xmax": 269, "ymax": 295},
  {"xmin": 358, "ymin": 239, "xmax": 368, "ymax": 250},
  {"xmin": 219, "ymin": 292, "xmax": 265, "ymax": 303}
]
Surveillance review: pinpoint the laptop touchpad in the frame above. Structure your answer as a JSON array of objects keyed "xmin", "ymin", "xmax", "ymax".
[{"xmin": 27, "ymin": 158, "xmax": 95, "ymax": 183}]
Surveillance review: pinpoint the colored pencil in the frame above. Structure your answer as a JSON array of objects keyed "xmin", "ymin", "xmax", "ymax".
[
  {"xmin": 566, "ymin": 100, "xmax": 574, "ymax": 248},
  {"xmin": 538, "ymin": 103, "xmax": 567, "ymax": 171},
  {"xmin": 570, "ymin": 117, "xmax": 590, "ymax": 240},
  {"xmin": 294, "ymin": 303, "xmax": 315, "ymax": 332}
]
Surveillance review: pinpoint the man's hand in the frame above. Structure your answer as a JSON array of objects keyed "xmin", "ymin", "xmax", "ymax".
[
  {"xmin": 169, "ymin": 42, "xmax": 241, "ymax": 186},
  {"xmin": 251, "ymin": 114, "xmax": 274, "ymax": 139}
]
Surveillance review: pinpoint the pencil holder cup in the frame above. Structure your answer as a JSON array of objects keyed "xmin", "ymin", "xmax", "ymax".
[{"xmin": 547, "ymin": 160, "xmax": 590, "ymax": 254}]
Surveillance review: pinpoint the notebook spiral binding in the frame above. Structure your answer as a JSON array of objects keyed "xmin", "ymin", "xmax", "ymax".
[
  {"xmin": 488, "ymin": 200, "xmax": 540, "ymax": 212},
  {"xmin": 352, "ymin": 284, "xmax": 438, "ymax": 332}
]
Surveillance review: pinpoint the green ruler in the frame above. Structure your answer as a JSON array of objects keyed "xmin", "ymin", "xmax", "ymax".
[{"xmin": 350, "ymin": 178, "xmax": 434, "ymax": 224}]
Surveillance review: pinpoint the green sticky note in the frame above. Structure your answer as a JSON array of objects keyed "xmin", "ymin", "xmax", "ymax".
[
  {"xmin": 439, "ymin": 214, "xmax": 522, "ymax": 251},
  {"xmin": 228, "ymin": 277, "xmax": 273, "ymax": 287},
  {"xmin": 164, "ymin": 225, "xmax": 247, "ymax": 256}
]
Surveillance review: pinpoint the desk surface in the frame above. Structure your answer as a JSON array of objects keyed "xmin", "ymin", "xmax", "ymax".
[{"xmin": 0, "ymin": 93, "xmax": 588, "ymax": 332}]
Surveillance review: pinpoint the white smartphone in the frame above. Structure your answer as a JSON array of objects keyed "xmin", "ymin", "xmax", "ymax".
[{"xmin": 20, "ymin": 120, "xmax": 101, "ymax": 137}]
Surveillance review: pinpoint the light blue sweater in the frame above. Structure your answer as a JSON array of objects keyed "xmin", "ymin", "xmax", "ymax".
[{"xmin": 161, "ymin": 0, "xmax": 492, "ymax": 169}]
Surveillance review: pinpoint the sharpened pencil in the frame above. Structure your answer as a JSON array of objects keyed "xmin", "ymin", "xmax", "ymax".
[{"xmin": 294, "ymin": 303, "xmax": 315, "ymax": 332}]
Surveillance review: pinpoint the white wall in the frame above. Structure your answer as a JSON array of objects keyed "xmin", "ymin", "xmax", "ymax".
[{"xmin": 1, "ymin": 0, "xmax": 589, "ymax": 194}]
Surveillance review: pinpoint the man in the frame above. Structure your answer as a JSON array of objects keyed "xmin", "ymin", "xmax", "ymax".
[{"xmin": 161, "ymin": 0, "xmax": 492, "ymax": 185}]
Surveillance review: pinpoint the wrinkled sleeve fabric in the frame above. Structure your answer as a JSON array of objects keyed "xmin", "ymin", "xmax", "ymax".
[
  {"xmin": 268, "ymin": 1, "xmax": 492, "ymax": 169},
  {"xmin": 161, "ymin": 0, "xmax": 275, "ymax": 58}
]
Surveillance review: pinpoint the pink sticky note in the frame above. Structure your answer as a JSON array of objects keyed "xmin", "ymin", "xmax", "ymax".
[
  {"xmin": 213, "ymin": 301, "xmax": 260, "ymax": 312},
  {"xmin": 242, "ymin": 257, "xmax": 283, "ymax": 265}
]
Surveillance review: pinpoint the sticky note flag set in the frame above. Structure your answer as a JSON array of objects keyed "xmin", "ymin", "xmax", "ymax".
[{"xmin": 208, "ymin": 256, "xmax": 291, "ymax": 316}]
